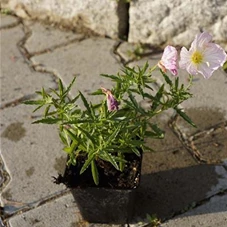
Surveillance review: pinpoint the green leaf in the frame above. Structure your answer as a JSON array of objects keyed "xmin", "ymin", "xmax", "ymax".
[
  {"xmin": 160, "ymin": 69, "xmax": 172, "ymax": 86},
  {"xmin": 91, "ymin": 160, "xmax": 99, "ymax": 185},
  {"xmin": 174, "ymin": 77, "xmax": 179, "ymax": 89},
  {"xmin": 100, "ymin": 74, "xmax": 121, "ymax": 81},
  {"xmin": 49, "ymin": 88, "xmax": 60, "ymax": 98},
  {"xmin": 58, "ymin": 79, "xmax": 64, "ymax": 97},
  {"xmin": 64, "ymin": 77, "xmax": 76, "ymax": 97},
  {"xmin": 101, "ymin": 150, "xmax": 119, "ymax": 170},
  {"xmin": 118, "ymin": 153, "xmax": 125, "ymax": 171},
  {"xmin": 79, "ymin": 91, "xmax": 93, "ymax": 117},
  {"xmin": 63, "ymin": 140, "xmax": 78, "ymax": 154},
  {"xmin": 175, "ymin": 107, "xmax": 196, "ymax": 127},
  {"xmin": 105, "ymin": 124, "xmax": 123, "ymax": 146},
  {"xmin": 23, "ymin": 100, "xmax": 45, "ymax": 105},
  {"xmin": 76, "ymin": 125, "xmax": 96, "ymax": 145},
  {"xmin": 90, "ymin": 89, "xmax": 105, "ymax": 96},
  {"xmin": 32, "ymin": 118, "xmax": 62, "ymax": 124},
  {"xmin": 44, "ymin": 105, "xmax": 51, "ymax": 117},
  {"xmin": 142, "ymin": 145, "xmax": 155, "ymax": 152},
  {"xmin": 71, "ymin": 93, "xmax": 80, "ymax": 103},
  {"xmin": 80, "ymin": 153, "xmax": 95, "ymax": 174},
  {"xmin": 151, "ymin": 84, "xmax": 164, "ymax": 110},
  {"xmin": 131, "ymin": 147, "xmax": 141, "ymax": 156}
]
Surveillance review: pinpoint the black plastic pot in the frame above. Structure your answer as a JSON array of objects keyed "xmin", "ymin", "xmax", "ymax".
[
  {"xmin": 71, "ymin": 186, "xmax": 137, "ymax": 224},
  {"xmin": 54, "ymin": 152, "xmax": 142, "ymax": 224}
]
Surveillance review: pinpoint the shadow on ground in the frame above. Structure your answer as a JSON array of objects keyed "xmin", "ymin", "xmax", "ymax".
[{"xmin": 133, "ymin": 163, "xmax": 225, "ymax": 221}]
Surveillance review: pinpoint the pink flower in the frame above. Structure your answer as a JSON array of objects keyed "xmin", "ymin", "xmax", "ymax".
[
  {"xmin": 101, "ymin": 87, "xmax": 119, "ymax": 111},
  {"xmin": 158, "ymin": 45, "xmax": 178, "ymax": 76},
  {"xmin": 179, "ymin": 32, "xmax": 227, "ymax": 79}
]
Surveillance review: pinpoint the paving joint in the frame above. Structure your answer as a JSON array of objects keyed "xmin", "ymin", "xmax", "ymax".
[
  {"xmin": 1, "ymin": 189, "xmax": 70, "ymax": 225},
  {"xmin": 113, "ymin": 41, "xmax": 128, "ymax": 65},
  {"xmin": 168, "ymin": 114, "xmax": 214, "ymax": 164},
  {"xmin": 189, "ymin": 121, "xmax": 227, "ymax": 142},
  {"xmin": 161, "ymin": 188, "xmax": 227, "ymax": 224},
  {"xmin": 0, "ymin": 17, "xmax": 21, "ymax": 30}
]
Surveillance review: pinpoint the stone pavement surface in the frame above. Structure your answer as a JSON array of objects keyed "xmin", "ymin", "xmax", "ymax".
[{"xmin": 1, "ymin": 14, "xmax": 227, "ymax": 227}]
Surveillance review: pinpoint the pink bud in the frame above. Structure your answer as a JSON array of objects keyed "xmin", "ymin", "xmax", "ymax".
[
  {"xmin": 101, "ymin": 88, "xmax": 119, "ymax": 111},
  {"xmin": 158, "ymin": 45, "xmax": 178, "ymax": 76}
]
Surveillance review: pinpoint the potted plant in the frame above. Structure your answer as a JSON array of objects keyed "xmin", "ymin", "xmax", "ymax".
[{"xmin": 24, "ymin": 32, "xmax": 226, "ymax": 224}]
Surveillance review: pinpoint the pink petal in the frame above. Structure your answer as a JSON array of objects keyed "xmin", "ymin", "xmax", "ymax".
[
  {"xmin": 191, "ymin": 32, "xmax": 212, "ymax": 50},
  {"xmin": 179, "ymin": 47, "xmax": 190, "ymax": 69},
  {"xmin": 159, "ymin": 45, "xmax": 179, "ymax": 76},
  {"xmin": 197, "ymin": 62, "xmax": 214, "ymax": 79}
]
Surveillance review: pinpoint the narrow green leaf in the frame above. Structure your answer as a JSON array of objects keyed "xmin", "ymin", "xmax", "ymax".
[
  {"xmin": 175, "ymin": 107, "xmax": 196, "ymax": 127},
  {"xmin": 44, "ymin": 105, "xmax": 51, "ymax": 117},
  {"xmin": 151, "ymin": 84, "xmax": 164, "ymax": 110},
  {"xmin": 63, "ymin": 77, "xmax": 76, "ymax": 97},
  {"xmin": 91, "ymin": 160, "xmax": 99, "ymax": 185},
  {"xmin": 76, "ymin": 125, "xmax": 96, "ymax": 145},
  {"xmin": 59, "ymin": 131, "xmax": 68, "ymax": 145},
  {"xmin": 71, "ymin": 93, "xmax": 80, "ymax": 103},
  {"xmin": 63, "ymin": 140, "xmax": 78, "ymax": 154},
  {"xmin": 32, "ymin": 118, "xmax": 62, "ymax": 124},
  {"xmin": 160, "ymin": 70, "xmax": 172, "ymax": 86},
  {"xmin": 64, "ymin": 119, "xmax": 94, "ymax": 125},
  {"xmin": 80, "ymin": 153, "xmax": 95, "ymax": 174},
  {"xmin": 105, "ymin": 124, "xmax": 123, "ymax": 146},
  {"xmin": 100, "ymin": 74, "xmax": 120, "ymax": 81},
  {"xmin": 142, "ymin": 145, "xmax": 155, "ymax": 152},
  {"xmin": 23, "ymin": 100, "xmax": 45, "ymax": 105},
  {"xmin": 49, "ymin": 88, "xmax": 60, "ymax": 98},
  {"xmin": 58, "ymin": 79, "xmax": 64, "ymax": 97},
  {"xmin": 79, "ymin": 91, "xmax": 92, "ymax": 117},
  {"xmin": 174, "ymin": 77, "xmax": 179, "ymax": 89},
  {"xmin": 131, "ymin": 147, "xmax": 141, "ymax": 156},
  {"xmin": 118, "ymin": 152, "xmax": 125, "ymax": 171},
  {"xmin": 144, "ymin": 84, "xmax": 154, "ymax": 91},
  {"xmin": 101, "ymin": 150, "xmax": 119, "ymax": 170}
]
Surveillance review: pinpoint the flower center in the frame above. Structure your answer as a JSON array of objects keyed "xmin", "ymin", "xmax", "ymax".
[{"xmin": 191, "ymin": 51, "xmax": 203, "ymax": 65}]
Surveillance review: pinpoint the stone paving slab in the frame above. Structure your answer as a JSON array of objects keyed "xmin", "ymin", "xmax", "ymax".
[
  {"xmin": 24, "ymin": 21, "xmax": 84, "ymax": 54},
  {"xmin": 0, "ymin": 14, "xmax": 19, "ymax": 29},
  {"xmin": 8, "ymin": 193, "xmax": 123, "ymax": 227},
  {"xmin": 8, "ymin": 194, "xmax": 81, "ymax": 227},
  {"xmin": 161, "ymin": 193, "xmax": 227, "ymax": 227},
  {"xmin": 0, "ymin": 104, "xmax": 65, "ymax": 207},
  {"xmin": 30, "ymin": 37, "xmax": 122, "ymax": 103},
  {"xmin": 0, "ymin": 24, "xmax": 56, "ymax": 107}
]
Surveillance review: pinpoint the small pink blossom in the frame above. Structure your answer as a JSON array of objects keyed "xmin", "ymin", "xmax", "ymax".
[
  {"xmin": 158, "ymin": 45, "xmax": 178, "ymax": 76},
  {"xmin": 101, "ymin": 87, "xmax": 119, "ymax": 111},
  {"xmin": 179, "ymin": 32, "xmax": 227, "ymax": 79}
]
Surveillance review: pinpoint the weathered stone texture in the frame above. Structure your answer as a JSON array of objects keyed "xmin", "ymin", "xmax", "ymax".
[
  {"xmin": 2, "ymin": 0, "xmax": 122, "ymax": 39},
  {"xmin": 129, "ymin": 0, "xmax": 227, "ymax": 50}
]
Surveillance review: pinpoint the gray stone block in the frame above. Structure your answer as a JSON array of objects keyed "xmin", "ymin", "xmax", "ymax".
[
  {"xmin": 129, "ymin": 0, "xmax": 227, "ymax": 50},
  {"xmin": 2, "ymin": 0, "xmax": 124, "ymax": 39},
  {"xmin": 31, "ymin": 37, "xmax": 122, "ymax": 104}
]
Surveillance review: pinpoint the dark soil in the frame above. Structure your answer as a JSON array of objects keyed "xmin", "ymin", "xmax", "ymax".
[{"xmin": 54, "ymin": 152, "xmax": 142, "ymax": 189}]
